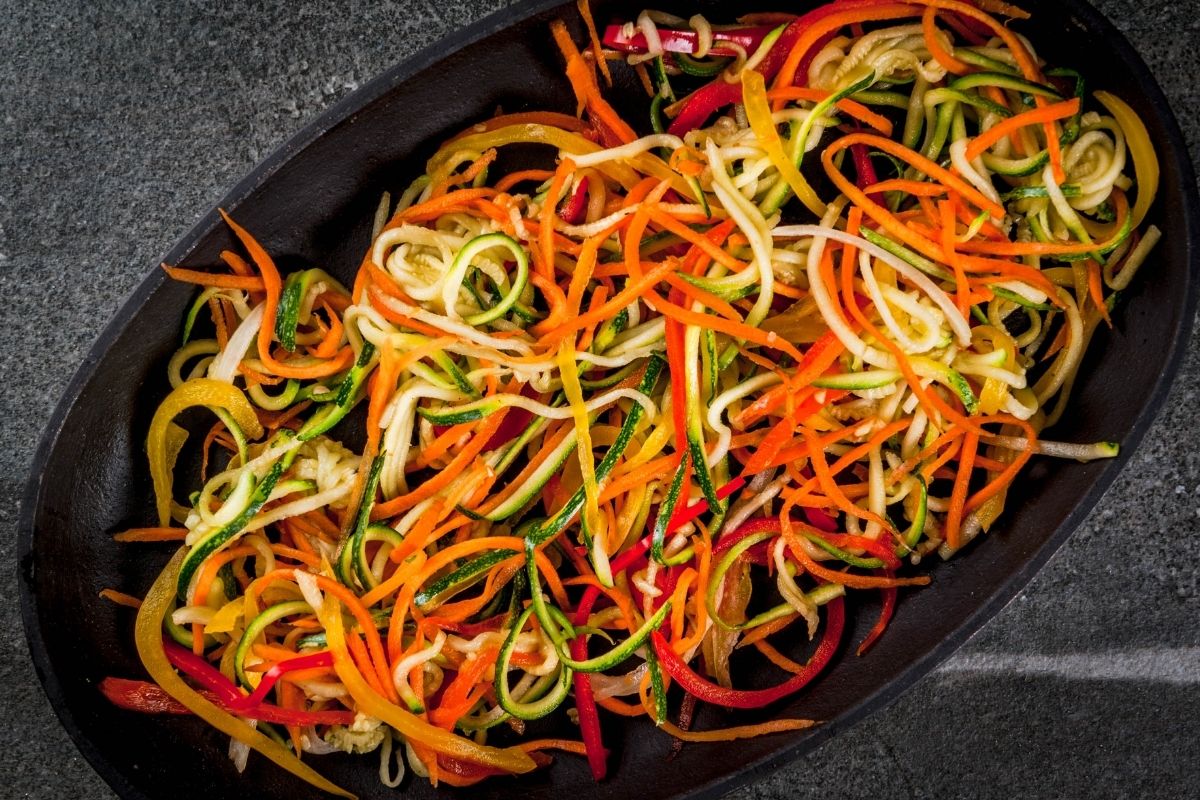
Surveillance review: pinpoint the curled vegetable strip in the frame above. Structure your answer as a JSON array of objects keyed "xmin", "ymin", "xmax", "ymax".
[{"xmin": 147, "ymin": 379, "xmax": 263, "ymax": 526}]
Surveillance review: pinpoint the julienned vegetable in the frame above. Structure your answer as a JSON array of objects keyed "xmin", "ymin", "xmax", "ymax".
[{"xmin": 103, "ymin": 0, "xmax": 1159, "ymax": 794}]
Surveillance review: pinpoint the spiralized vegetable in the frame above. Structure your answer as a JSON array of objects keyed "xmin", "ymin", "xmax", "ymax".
[{"xmin": 104, "ymin": 1, "xmax": 1160, "ymax": 794}]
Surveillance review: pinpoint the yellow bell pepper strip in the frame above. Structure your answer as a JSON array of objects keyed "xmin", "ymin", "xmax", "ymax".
[
  {"xmin": 742, "ymin": 68, "xmax": 826, "ymax": 219},
  {"xmin": 316, "ymin": 596, "xmax": 538, "ymax": 775},
  {"xmin": 161, "ymin": 421, "xmax": 188, "ymax": 520},
  {"xmin": 425, "ymin": 123, "xmax": 696, "ymax": 200},
  {"xmin": 557, "ymin": 339, "xmax": 604, "ymax": 574},
  {"xmin": 134, "ymin": 550, "xmax": 355, "ymax": 798},
  {"xmin": 147, "ymin": 378, "xmax": 264, "ymax": 526},
  {"xmin": 1095, "ymin": 90, "xmax": 1159, "ymax": 230}
]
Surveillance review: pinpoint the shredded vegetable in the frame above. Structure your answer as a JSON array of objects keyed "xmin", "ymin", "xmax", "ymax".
[{"xmin": 103, "ymin": 1, "xmax": 1159, "ymax": 792}]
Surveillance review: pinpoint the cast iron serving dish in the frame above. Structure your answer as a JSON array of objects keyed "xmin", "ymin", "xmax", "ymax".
[{"xmin": 19, "ymin": 1, "xmax": 1199, "ymax": 798}]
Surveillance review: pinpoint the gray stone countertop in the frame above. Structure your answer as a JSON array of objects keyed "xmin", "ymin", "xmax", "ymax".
[{"xmin": 1, "ymin": 1, "xmax": 1197, "ymax": 798}]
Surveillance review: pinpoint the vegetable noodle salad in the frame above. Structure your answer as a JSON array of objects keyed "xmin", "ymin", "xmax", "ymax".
[{"xmin": 100, "ymin": 0, "xmax": 1161, "ymax": 794}]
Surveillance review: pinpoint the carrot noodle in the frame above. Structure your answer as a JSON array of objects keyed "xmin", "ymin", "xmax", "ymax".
[{"xmin": 112, "ymin": 2, "xmax": 1154, "ymax": 793}]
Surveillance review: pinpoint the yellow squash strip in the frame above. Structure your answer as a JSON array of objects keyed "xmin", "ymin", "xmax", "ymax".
[
  {"xmin": 1095, "ymin": 90, "xmax": 1159, "ymax": 229},
  {"xmin": 558, "ymin": 339, "xmax": 602, "ymax": 536},
  {"xmin": 147, "ymin": 378, "xmax": 264, "ymax": 526},
  {"xmin": 135, "ymin": 550, "xmax": 355, "ymax": 798}
]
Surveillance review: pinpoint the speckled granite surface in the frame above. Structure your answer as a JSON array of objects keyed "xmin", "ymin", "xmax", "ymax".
[{"xmin": 2, "ymin": 1, "xmax": 1198, "ymax": 798}]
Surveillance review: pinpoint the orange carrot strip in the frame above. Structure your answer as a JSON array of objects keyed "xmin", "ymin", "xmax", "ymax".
[
  {"xmin": 551, "ymin": 19, "xmax": 637, "ymax": 144},
  {"xmin": 921, "ymin": 433, "xmax": 965, "ymax": 484},
  {"xmin": 219, "ymin": 210, "xmax": 354, "ymax": 380},
  {"xmin": 922, "ymin": 6, "xmax": 970, "ymax": 74},
  {"xmin": 766, "ymin": 87, "xmax": 894, "ymax": 135},
  {"xmin": 658, "ymin": 719, "xmax": 817, "ymax": 742},
  {"xmin": 346, "ymin": 630, "xmax": 391, "ymax": 699},
  {"xmin": 939, "ymin": 199, "xmax": 972, "ymax": 315},
  {"xmin": 399, "ymin": 188, "xmax": 497, "ymax": 223},
  {"xmin": 964, "ymin": 98, "xmax": 1081, "ymax": 162},
  {"xmin": 99, "ymin": 589, "xmax": 143, "ymax": 609},
  {"xmin": 540, "ymin": 158, "xmax": 576, "ymax": 280},
  {"xmin": 577, "ymin": 0, "xmax": 612, "ymax": 86},
  {"xmin": 864, "ymin": 179, "xmax": 948, "ymax": 197},
  {"xmin": 596, "ymin": 695, "xmax": 647, "ymax": 717},
  {"xmin": 944, "ymin": 430, "xmax": 980, "ymax": 550},
  {"xmin": 161, "ymin": 264, "xmax": 265, "ymax": 291},
  {"xmin": 967, "ymin": 416, "xmax": 1038, "ymax": 512},
  {"xmin": 737, "ymin": 612, "xmax": 800, "ymax": 647},
  {"xmin": 309, "ymin": 299, "xmax": 345, "ymax": 359},
  {"xmin": 752, "ymin": 640, "xmax": 806, "ymax": 674},
  {"xmin": 193, "ymin": 546, "xmax": 258, "ymax": 607},
  {"xmin": 494, "ymin": 169, "xmax": 554, "ymax": 193},
  {"xmin": 113, "ymin": 527, "xmax": 188, "ymax": 542},
  {"xmin": 1087, "ymin": 259, "xmax": 1113, "ymax": 327},
  {"xmin": 220, "ymin": 249, "xmax": 254, "ymax": 276},
  {"xmin": 647, "ymin": 207, "xmax": 746, "ymax": 272}
]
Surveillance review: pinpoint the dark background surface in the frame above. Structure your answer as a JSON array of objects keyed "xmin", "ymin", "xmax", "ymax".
[{"xmin": 2, "ymin": 1, "xmax": 1198, "ymax": 798}]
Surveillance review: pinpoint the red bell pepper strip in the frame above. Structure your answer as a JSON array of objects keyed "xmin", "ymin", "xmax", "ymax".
[
  {"xmin": 856, "ymin": 582, "xmax": 897, "ymax": 656},
  {"xmin": 802, "ymin": 505, "xmax": 839, "ymax": 532},
  {"xmin": 425, "ymin": 612, "xmax": 508, "ymax": 637},
  {"xmin": 100, "ymin": 677, "xmax": 197, "ymax": 715},
  {"xmin": 567, "ymin": 529, "xmax": 660, "ymax": 780},
  {"xmin": 602, "ymin": 23, "xmax": 777, "ymax": 58},
  {"xmin": 710, "ymin": 515, "xmax": 779, "ymax": 564},
  {"xmin": 165, "ymin": 641, "xmax": 333, "ymax": 711},
  {"xmin": 571, "ymin": 592, "xmax": 609, "ymax": 780},
  {"xmin": 741, "ymin": 12, "xmax": 801, "ymax": 26},
  {"xmin": 850, "ymin": 141, "xmax": 884, "ymax": 206},
  {"xmin": 482, "ymin": 395, "xmax": 536, "ymax": 451},
  {"xmin": 234, "ymin": 650, "xmax": 335, "ymax": 710},
  {"xmin": 566, "ymin": 532, "xmax": 663, "ymax": 780},
  {"xmin": 651, "ymin": 596, "xmax": 844, "ymax": 708},
  {"xmin": 101, "ymin": 674, "xmax": 356, "ymax": 726},
  {"xmin": 479, "ymin": 384, "xmax": 544, "ymax": 452},
  {"xmin": 667, "ymin": 475, "xmax": 745, "ymax": 531},
  {"xmin": 711, "ymin": 516, "xmax": 780, "ymax": 555},
  {"xmin": 161, "ymin": 641, "xmax": 355, "ymax": 725},
  {"xmin": 666, "ymin": 0, "xmax": 879, "ymax": 136},
  {"xmin": 559, "ymin": 176, "xmax": 590, "ymax": 225},
  {"xmin": 665, "ymin": 78, "xmax": 742, "ymax": 136},
  {"xmin": 941, "ymin": 12, "xmax": 987, "ymax": 45}
]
